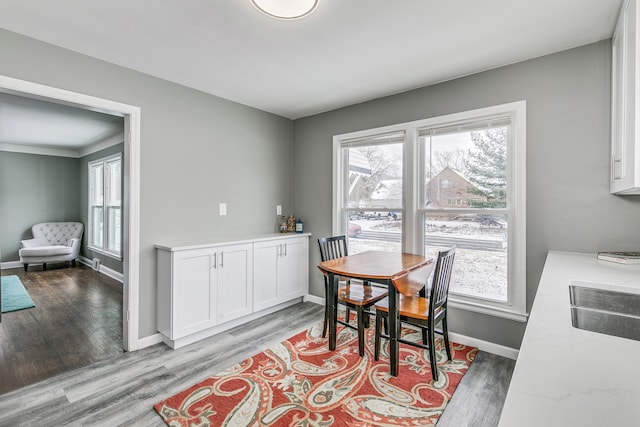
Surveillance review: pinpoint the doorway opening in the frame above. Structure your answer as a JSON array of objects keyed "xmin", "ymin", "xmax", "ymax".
[{"xmin": 0, "ymin": 75, "xmax": 141, "ymax": 355}]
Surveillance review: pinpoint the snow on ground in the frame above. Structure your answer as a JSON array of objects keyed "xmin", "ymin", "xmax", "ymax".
[{"xmin": 348, "ymin": 218, "xmax": 507, "ymax": 301}]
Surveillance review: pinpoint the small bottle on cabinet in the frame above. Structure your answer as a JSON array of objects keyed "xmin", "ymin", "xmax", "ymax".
[
  {"xmin": 295, "ymin": 218, "xmax": 303, "ymax": 233},
  {"xmin": 287, "ymin": 215, "xmax": 296, "ymax": 233},
  {"xmin": 278, "ymin": 215, "xmax": 287, "ymax": 233}
]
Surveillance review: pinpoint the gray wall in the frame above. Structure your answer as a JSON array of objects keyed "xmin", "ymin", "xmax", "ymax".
[
  {"xmin": 0, "ymin": 151, "xmax": 81, "ymax": 261},
  {"xmin": 293, "ymin": 40, "xmax": 640, "ymax": 349},
  {"xmin": 79, "ymin": 142, "xmax": 125, "ymax": 274},
  {"xmin": 0, "ymin": 28, "xmax": 294, "ymax": 338}
]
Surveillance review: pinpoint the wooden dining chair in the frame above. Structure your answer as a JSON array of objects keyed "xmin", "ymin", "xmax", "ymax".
[
  {"xmin": 318, "ymin": 236, "xmax": 388, "ymax": 356},
  {"xmin": 374, "ymin": 247, "xmax": 456, "ymax": 381}
]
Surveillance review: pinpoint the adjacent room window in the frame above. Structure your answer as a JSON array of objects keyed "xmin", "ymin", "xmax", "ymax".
[
  {"xmin": 333, "ymin": 102, "xmax": 527, "ymax": 321},
  {"xmin": 88, "ymin": 153, "xmax": 122, "ymax": 258}
]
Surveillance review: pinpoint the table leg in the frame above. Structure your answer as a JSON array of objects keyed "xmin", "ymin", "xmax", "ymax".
[
  {"xmin": 328, "ymin": 273, "xmax": 338, "ymax": 351},
  {"xmin": 388, "ymin": 280, "xmax": 399, "ymax": 376}
]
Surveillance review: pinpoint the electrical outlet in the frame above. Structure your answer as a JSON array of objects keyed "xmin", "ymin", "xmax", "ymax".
[
  {"xmin": 219, "ymin": 203, "xmax": 227, "ymax": 215},
  {"xmin": 276, "ymin": 205, "xmax": 282, "ymax": 215}
]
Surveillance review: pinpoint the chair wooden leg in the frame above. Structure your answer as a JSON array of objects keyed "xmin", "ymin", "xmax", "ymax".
[
  {"xmin": 322, "ymin": 303, "xmax": 329, "ymax": 338},
  {"xmin": 43, "ymin": 263, "xmax": 47, "ymax": 271},
  {"xmin": 374, "ymin": 311, "xmax": 383, "ymax": 361},
  {"xmin": 23, "ymin": 263, "xmax": 28, "ymax": 272},
  {"xmin": 356, "ymin": 307, "xmax": 365, "ymax": 357},
  {"xmin": 322, "ymin": 279, "xmax": 329, "ymax": 338},
  {"xmin": 442, "ymin": 317, "xmax": 452, "ymax": 360},
  {"xmin": 428, "ymin": 327, "xmax": 438, "ymax": 382}
]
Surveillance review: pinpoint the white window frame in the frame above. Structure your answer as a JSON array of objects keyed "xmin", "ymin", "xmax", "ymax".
[
  {"xmin": 88, "ymin": 153, "xmax": 122, "ymax": 260},
  {"xmin": 333, "ymin": 101, "xmax": 527, "ymax": 322}
]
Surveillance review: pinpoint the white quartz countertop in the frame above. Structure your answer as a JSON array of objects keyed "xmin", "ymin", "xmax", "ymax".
[
  {"xmin": 155, "ymin": 232, "xmax": 311, "ymax": 251},
  {"xmin": 498, "ymin": 251, "xmax": 640, "ymax": 427}
]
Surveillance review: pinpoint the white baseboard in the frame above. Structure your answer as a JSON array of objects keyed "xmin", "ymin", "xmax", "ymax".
[
  {"xmin": 303, "ymin": 295, "xmax": 519, "ymax": 360},
  {"xmin": 136, "ymin": 333, "xmax": 164, "ymax": 350},
  {"xmin": 99, "ymin": 265, "xmax": 123, "ymax": 283},
  {"xmin": 448, "ymin": 332, "xmax": 518, "ymax": 360},
  {"xmin": 78, "ymin": 255, "xmax": 123, "ymax": 283},
  {"xmin": 304, "ymin": 294, "xmax": 325, "ymax": 305},
  {"xmin": 1, "ymin": 261, "xmax": 23, "ymax": 270}
]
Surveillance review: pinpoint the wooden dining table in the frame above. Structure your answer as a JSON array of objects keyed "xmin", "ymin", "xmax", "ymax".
[{"xmin": 318, "ymin": 250, "xmax": 434, "ymax": 376}]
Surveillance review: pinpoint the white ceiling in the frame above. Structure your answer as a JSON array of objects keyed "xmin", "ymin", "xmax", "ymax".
[
  {"xmin": 0, "ymin": 93, "xmax": 123, "ymax": 150},
  {"xmin": 0, "ymin": 0, "xmax": 624, "ymax": 147}
]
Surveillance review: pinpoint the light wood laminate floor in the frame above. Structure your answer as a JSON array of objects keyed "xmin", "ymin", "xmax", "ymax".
[{"xmin": 0, "ymin": 301, "xmax": 515, "ymax": 426}]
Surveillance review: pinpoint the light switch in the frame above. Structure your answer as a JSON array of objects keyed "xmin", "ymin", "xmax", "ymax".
[
  {"xmin": 219, "ymin": 203, "xmax": 227, "ymax": 215},
  {"xmin": 276, "ymin": 205, "xmax": 282, "ymax": 215}
]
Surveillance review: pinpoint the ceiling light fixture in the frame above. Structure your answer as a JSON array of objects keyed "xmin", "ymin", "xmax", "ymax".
[{"xmin": 250, "ymin": 0, "xmax": 319, "ymax": 20}]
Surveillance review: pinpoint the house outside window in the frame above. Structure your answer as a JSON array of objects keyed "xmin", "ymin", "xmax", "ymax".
[
  {"xmin": 333, "ymin": 101, "xmax": 526, "ymax": 321},
  {"xmin": 338, "ymin": 133, "xmax": 404, "ymax": 254},
  {"xmin": 88, "ymin": 153, "xmax": 122, "ymax": 259}
]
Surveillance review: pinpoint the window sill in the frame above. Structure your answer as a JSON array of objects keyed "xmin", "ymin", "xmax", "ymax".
[
  {"xmin": 87, "ymin": 246, "xmax": 122, "ymax": 262},
  {"xmin": 448, "ymin": 298, "xmax": 529, "ymax": 322}
]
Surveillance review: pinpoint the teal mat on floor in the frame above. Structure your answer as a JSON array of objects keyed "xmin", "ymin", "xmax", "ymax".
[{"xmin": 1, "ymin": 275, "xmax": 36, "ymax": 313}]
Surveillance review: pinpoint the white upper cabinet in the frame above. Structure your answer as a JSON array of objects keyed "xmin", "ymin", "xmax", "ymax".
[{"xmin": 611, "ymin": 0, "xmax": 640, "ymax": 194}]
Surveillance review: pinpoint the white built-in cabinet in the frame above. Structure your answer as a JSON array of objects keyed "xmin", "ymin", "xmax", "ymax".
[
  {"xmin": 156, "ymin": 234, "xmax": 309, "ymax": 349},
  {"xmin": 253, "ymin": 236, "xmax": 308, "ymax": 311},
  {"xmin": 611, "ymin": 0, "xmax": 640, "ymax": 194}
]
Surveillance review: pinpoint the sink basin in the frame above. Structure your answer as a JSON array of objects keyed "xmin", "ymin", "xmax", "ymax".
[{"xmin": 569, "ymin": 284, "xmax": 640, "ymax": 341}]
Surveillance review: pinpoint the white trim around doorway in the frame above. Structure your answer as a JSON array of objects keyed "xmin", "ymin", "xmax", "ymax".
[{"xmin": 0, "ymin": 75, "xmax": 142, "ymax": 352}]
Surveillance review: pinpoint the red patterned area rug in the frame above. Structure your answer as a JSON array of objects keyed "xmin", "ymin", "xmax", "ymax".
[{"xmin": 154, "ymin": 319, "xmax": 477, "ymax": 426}]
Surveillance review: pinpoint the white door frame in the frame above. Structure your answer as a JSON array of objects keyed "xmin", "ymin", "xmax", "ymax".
[{"xmin": 0, "ymin": 75, "xmax": 141, "ymax": 351}]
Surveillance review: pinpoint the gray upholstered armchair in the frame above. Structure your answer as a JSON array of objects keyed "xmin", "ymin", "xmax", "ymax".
[{"xmin": 19, "ymin": 222, "xmax": 84, "ymax": 271}]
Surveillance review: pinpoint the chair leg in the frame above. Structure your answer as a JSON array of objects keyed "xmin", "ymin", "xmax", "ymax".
[
  {"xmin": 442, "ymin": 316, "xmax": 452, "ymax": 361},
  {"xmin": 71, "ymin": 259, "xmax": 76, "ymax": 267},
  {"xmin": 422, "ymin": 327, "xmax": 428, "ymax": 345},
  {"xmin": 345, "ymin": 308, "xmax": 352, "ymax": 323},
  {"xmin": 322, "ymin": 280, "xmax": 329, "ymax": 338},
  {"xmin": 43, "ymin": 263, "xmax": 47, "ymax": 271},
  {"xmin": 23, "ymin": 263, "xmax": 28, "ymax": 272},
  {"xmin": 374, "ymin": 311, "xmax": 383, "ymax": 361},
  {"xmin": 356, "ymin": 307, "xmax": 365, "ymax": 357},
  {"xmin": 428, "ymin": 326, "xmax": 438, "ymax": 382},
  {"xmin": 322, "ymin": 303, "xmax": 329, "ymax": 338}
]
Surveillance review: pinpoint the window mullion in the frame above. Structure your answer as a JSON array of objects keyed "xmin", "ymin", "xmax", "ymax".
[{"xmin": 403, "ymin": 128, "xmax": 420, "ymax": 255}]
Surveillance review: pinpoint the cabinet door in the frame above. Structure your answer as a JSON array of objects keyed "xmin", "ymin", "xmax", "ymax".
[
  {"xmin": 612, "ymin": 14, "xmax": 625, "ymax": 182},
  {"xmin": 253, "ymin": 240, "xmax": 280, "ymax": 311},
  {"xmin": 278, "ymin": 237, "xmax": 309, "ymax": 301},
  {"xmin": 173, "ymin": 248, "xmax": 217, "ymax": 338},
  {"xmin": 611, "ymin": 0, "xmax": 640, "ymax": 194},
  {"xmin": 217, "ymin": 243, "xmax": 253, "ymax": 323}
]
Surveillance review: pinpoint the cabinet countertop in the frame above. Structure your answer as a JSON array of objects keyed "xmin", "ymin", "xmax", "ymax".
[
  {"xmin": 498, "ymin": 251, "xmax": 640, "ymax": 426},
  {"xmin": 155, "ymin": 233, "xmax": 311, "ymax": 252}
]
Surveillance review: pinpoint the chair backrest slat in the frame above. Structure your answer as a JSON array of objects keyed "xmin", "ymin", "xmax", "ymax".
[
  {"xmin": 318, "ymin": 235, "xmax": 348, "ymax": 262},
  {"xmin": 429, "ymin": 247, "xmax": 456, "ymax": 317}
]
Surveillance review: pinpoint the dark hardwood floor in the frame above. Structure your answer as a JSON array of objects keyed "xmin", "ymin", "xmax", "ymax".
[
  {"xmin": 0, "ymin": 301, "xmax": 515, "ymax": 426},
  {"xmin": 0, "ymin": 264, "xmax": 123, "ymax": 395}
]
